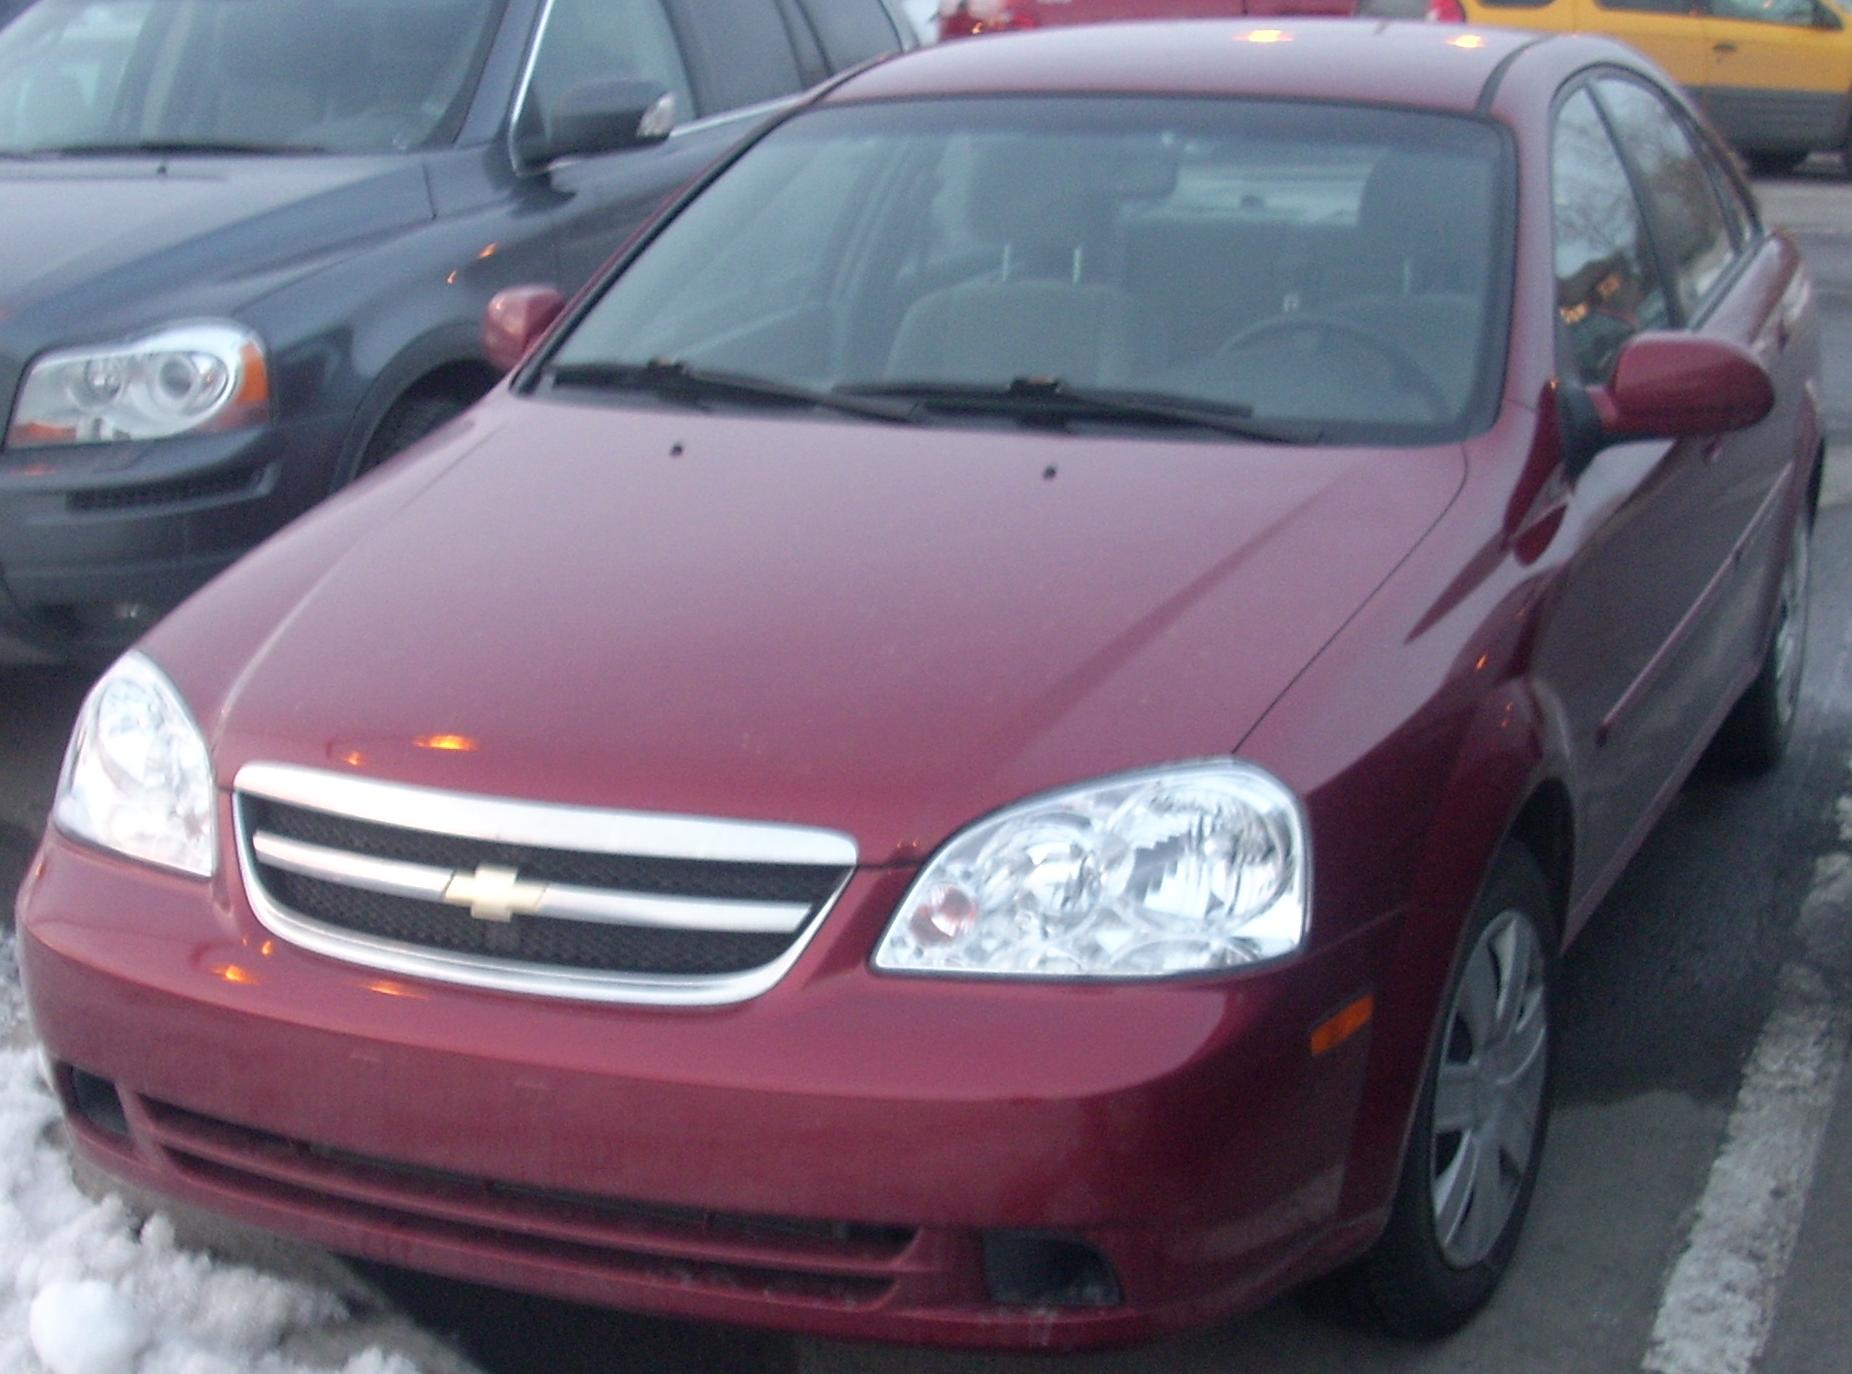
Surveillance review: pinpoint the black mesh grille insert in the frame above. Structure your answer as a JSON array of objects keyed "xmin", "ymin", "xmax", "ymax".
[
  {"xmin": 262, "ymin": 869, "xmax": 795, "ymax": 976},
  {"xmin": 240, "ymin": 795, "xmax": 848, "ymax": 979}
]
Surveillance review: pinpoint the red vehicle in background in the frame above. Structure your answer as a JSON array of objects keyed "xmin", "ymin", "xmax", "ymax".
[{"xmin": 940, "ymin": 0, "xmax": 1353, "ymax": 38}]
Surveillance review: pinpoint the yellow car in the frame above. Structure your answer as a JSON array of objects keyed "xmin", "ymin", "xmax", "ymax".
[{"xmin": 1363, "ymin": 0, "xmax": 1852, "ymax": 171}]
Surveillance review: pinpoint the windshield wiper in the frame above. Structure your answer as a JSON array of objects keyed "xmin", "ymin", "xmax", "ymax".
[
  {"xmin": 838, "ymin": 377, "xmax": 1315, "ymax": 443},
  {"xmin": 27, "ymin": 139, "xmax": 329, "ymax": 157},
  {"xmin": 542, "ymin": 360, "xmax": 922, "ymax": 424}
]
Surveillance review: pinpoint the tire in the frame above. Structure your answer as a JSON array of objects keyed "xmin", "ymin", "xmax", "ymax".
[
  {"xmin": 1745, "ymin": 150, "xmax": 1806, "ymax": 177},
  {"xmin": 355, "ymin": 392, "xmax": 468, "ymax": 478},
  {"xmin": 1348, "ymin": 844, "xmax": 1555, "ymax": 1338},
  {"xmin": 1715, "ymin": 508, "xmax": 1810, "ymax": 775}
]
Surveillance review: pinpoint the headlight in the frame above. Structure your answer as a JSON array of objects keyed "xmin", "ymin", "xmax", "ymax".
[
  {"xmin": 6, "ymin": 321, "xmax": 269, "ymax": 449},
  {"xmin": 54, "ymin": 652, "xmax": 216, "ymax": 878},
  {"xmin": 873, "ymin": 761, "xmax": 1307, "ymax": 978}
]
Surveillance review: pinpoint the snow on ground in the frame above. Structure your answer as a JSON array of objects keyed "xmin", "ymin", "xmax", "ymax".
[{"xmin": 0, "ymin": 934, "xmax": 423, "ymax": 1374}]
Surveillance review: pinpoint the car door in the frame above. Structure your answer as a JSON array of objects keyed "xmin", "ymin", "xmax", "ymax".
[
  {"xmin": 1593, "ymin": 73, "xmax": 1795, "ymax": 708},
  {"xmin": 1575, "ymin": 0, "xmax": 1713, "ymax": 87},
  {"xmin": 1700, "ymin": 0, "xmax": 1852, "ymax": 152},
  {"xmin": 1535, "ymin": 81, "xmax": 1752, "ymax": 877}
]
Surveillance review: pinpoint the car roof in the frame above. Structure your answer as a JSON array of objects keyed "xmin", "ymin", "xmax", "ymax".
[{"xmin": 826, "ymin": 18, "xmax": 1558, "ymax": 114}]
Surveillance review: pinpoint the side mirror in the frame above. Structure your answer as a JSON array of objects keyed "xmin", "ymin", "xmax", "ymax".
[
  {"xmin": 483, "ymin": 285, "xmax": 566, "ymax": 373},
  {"xmin": 1590, "ymin": 332, "xmax": 1775, "ymax": 441},
  {"xmin": 514, "ymin": 80, "xmax": 675, "ymax": 171}
]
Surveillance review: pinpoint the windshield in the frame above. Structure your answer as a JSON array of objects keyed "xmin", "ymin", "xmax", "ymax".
[
  {"xmin": 0, "ymin": 0, "xmax": 506, "ymax": 156},
  {"xmin": 548, "ymin": 97, "xmax": 1513, "ymax": 444}
]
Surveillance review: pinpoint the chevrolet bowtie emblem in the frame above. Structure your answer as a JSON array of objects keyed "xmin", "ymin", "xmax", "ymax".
[{"xmin": 442, "ymin": 864, "xmax": 546, "ymax": 923}]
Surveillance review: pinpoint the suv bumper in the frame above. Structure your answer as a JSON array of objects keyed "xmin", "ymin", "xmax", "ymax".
[{"xmin": 0, "ymin": 417, "xmax": 345, "ymax": 663}]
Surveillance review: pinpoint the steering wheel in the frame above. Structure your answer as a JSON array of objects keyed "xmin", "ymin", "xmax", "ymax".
[{"xmin": 1215, "ymin": 313, "xmax": 1450, "ymax": 421}]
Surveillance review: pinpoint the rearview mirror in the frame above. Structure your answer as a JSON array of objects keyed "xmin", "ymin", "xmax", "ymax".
[
  {"xmin": 514, "ymin": 80, "xmax": 675, "ymax": 171},
  {"xmin": 1590, "ymin": 332, "xmax": 1775, "ymax": 442},
  {"xmin": 483, "ymin": 285, "xmax": 566, "ymax": 373}
]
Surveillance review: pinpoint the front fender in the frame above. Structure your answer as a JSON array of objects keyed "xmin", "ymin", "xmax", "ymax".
[{"xmin": 1333, "ymin": 675, "xmax": 1570, "ymax": 1229}]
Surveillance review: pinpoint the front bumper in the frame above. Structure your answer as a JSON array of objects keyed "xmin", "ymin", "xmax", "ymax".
[
  {"xmin": 18, "ymin": 828, "xmax": 1391, "ymax": 1349},
  {"xmin": 0, "ymin": 416, "xmax": 345, "ymax": 663}
]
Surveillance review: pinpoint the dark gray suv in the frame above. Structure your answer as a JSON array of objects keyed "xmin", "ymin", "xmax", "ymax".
[{"xmin": 0, "ymin": 0, "xmax": 913, "ymax": 663}]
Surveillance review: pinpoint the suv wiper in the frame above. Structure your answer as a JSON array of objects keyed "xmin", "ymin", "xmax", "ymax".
[
  {"xmin": 542, "ymin": 360, "xmax": 921, "ymax": 424},
  {"xmin": 28, "ymin": 139, "xmax": 329, "ymax": 157},
  {"xmin": 838, "ymin": 377, "xmax": 1315, "ymax": 443}
]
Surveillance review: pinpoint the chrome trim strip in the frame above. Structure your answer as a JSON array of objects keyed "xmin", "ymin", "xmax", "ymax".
[
  {"xmin": 235, "ymin": 763, "xmax": 857, "ymax": 867},
  {"xmin": 504, "ymin": 0, "xmax": 558, "ymax": 166},
  {"xmin": 253, "ymin": 832, "xmax": 452, "ymax": 902},
  {"xmin": 250, "ymin": 830, "xmax": 810, "ymax": 935},
  {"xmin": 533, "ymin": 885, "xmax": 807, "ymax": 935}
]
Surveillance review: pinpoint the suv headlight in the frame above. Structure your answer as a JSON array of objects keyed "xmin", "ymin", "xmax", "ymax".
[
  {"xmin": 873, "ymin": 761, "xmax": 1307, "ymax": 978},
  {"xmin": 54, "ymin": 652, "xmax": 216, "ymax": 878},
  {"xmin": 6, "ymin": 321, "xmax": 269, "ymax": 449}
]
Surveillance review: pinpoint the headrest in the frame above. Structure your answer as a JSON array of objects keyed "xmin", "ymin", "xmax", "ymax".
[{"xmin": 966, "ymin": 135, "xmax": 1179, "ymax": 246}]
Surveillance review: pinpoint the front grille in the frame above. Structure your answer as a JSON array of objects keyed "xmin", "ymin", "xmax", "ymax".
[
  {"xmin": 136, "ymin": 1095, "xmax": 911, "ymax": 1306},
  {"xmin": 234, "ymin": 765, "xmax": 857, "ymax": 1004}
]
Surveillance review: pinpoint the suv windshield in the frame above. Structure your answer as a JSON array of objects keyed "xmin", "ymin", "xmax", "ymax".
[
  {"xmin": 548, "ymin": 97, "xmax": 1513, "ymax": 444},
  {"xmin": 0, "ymin": 0, "xmax": 506, "ymax": 156}
]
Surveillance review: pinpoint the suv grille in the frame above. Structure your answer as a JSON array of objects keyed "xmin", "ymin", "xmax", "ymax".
[{"xmin": 234, "ymin": 765, "xmax": 856, "ymax": 1005}]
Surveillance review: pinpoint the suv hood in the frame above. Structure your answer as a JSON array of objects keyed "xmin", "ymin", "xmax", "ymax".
[
  {"xmin": 0, "ymin": 155, "xmax": 431, "ymax": 331},
  {"xmin": 157, "ymin": 394, "xmax": 1464, "ymax": 865}
]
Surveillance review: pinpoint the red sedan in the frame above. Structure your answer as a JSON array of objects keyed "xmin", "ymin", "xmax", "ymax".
[
  {"xmin": 938, "ymin": 0, "xmax": 1353, "ymax": 38},
  {"xmin": 18, "ymin": 20, "xmax": 1820, "ymax": 1350}
]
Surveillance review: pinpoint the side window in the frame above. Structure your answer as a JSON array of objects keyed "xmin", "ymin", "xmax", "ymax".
[
  {"xmin": 794, "ymin": 0, "xmax": 902, "ymax": 68},
  {"xmin": 1696, "ymin": 134, "xmax": 1754, "ymax": 247},
  {"xmin": 527, "ymin": 0, "xmax": 694, "ymax": 129},
  {"xmin": 1552, "ymin": 88, "xmax": 1671, "ymax": 383},
  {"xmin": 669, "ymin": 0, "xmax": 806, "ymax": 114},
  {"xmin": 1595, "ymin": 0, "xmax": 1691, "ymax": 12},
  {"xmin": 1710, "ymin": 0, "xmax": 1819, "ymax": 24},
  {"xmin": 1595, "ymin": 78, "xmax": 1736, "ymax": 313}
]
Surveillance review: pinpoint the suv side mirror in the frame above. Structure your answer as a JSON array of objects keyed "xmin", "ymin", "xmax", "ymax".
[
  {"xmin": 483, "ymin": 285, "xmax": 567, "ymax": 373},
  {"xmin": 514, "ymin": 80, "xmax": 675, "ymax": 172}
]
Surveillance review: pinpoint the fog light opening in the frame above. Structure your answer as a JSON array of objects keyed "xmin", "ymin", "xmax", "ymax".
[
  {"xmin": 66, "ymin": 1066, "xmax": 130, "ymax": 1139},
  {"xmin": 982, "ymin": 1232, "xmax": 1122, "ymax": 1308}
]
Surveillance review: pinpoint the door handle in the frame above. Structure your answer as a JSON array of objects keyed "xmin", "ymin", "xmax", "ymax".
[{"xmin": 1713, "ymin": 40, "xmax": 1738, "ymax": 52}]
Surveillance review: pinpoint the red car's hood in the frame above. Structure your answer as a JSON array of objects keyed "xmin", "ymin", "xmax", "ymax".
[{"xmin": 160, "ymin": 394, "xmax": 1463, "ymax": 865}]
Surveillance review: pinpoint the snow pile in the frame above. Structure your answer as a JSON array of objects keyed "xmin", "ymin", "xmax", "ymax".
[{"xmin": 0, "ymin": 935, "xmax": 422, "ymax": 1374}]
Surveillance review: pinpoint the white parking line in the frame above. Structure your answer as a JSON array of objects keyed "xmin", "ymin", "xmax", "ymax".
[{"xmin": 1641, "ymin": 819, "xmax": 1852, "ymax": 1374}]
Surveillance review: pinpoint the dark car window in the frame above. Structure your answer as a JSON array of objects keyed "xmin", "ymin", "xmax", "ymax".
[
  {"xmin": 794, "ymin": 0, "xmax": 901, "ymax": 66},
  {"xmin": 0, "ymin": 0, "xmax": 507, "ymax": 155},
  {"xmin": 547, "ymin": 96, "xmax": 1514, "ymax": 444},
  {"xmin": 525, "ymin": 0, "xmax": 694, "ymax": 129},
  {"xmin": 1595, "ymin": 0, "xmax": 1691, "ymax": 12},
  {"xmin": 1553, "ymin": 88, "xmax": 1672, "ymax": 384},
  {"xmin": 669, "ymin": 0, "xmax": 805, "ymax": 114},
  {"xmin": 1594, "ymin": 78, "xmax": 1737, "ymax": 315},
  {"xmin": 1710, "ymin": 0, "xmax": 1818, "ymax": 24}
]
